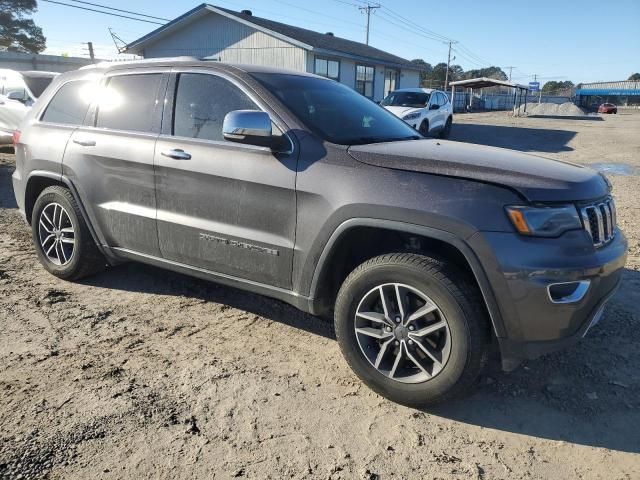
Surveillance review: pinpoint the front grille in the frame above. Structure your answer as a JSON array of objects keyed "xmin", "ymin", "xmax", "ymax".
[{"xmin": 580, "ymin": 197, "xmax": 616, "ymax": 247}]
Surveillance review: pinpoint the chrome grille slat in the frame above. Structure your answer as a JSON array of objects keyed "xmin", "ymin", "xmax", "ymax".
[{"xmin": 580, "ymin": 197, "xmax": 616, "ymax": 248}]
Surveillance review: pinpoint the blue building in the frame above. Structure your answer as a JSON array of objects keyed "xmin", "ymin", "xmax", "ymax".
[{"xmin": 576, "ymin": 80, "xmax": 640, "ymax": 110}]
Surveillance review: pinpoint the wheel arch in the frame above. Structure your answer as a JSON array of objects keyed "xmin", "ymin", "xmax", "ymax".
[
  {"xmin": 24, "ymin": 171, "xmax": 110, "ymax": 261},
  {"xmin": 307, "ymin": 218, "xmax": 506, "ymax": 339}
]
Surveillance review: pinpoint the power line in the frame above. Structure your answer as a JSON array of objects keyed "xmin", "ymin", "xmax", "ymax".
[
  {"xmin": 41, "ymin": 0, "xmax": 165, "ymax": 24},
  {"xmin": 67, "ymin": 0, "xmax": 170, "ymax": 21}
]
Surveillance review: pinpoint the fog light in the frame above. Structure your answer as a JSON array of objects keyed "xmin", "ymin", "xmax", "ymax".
[{"xmin": 547, "ymin": 280, "xmax": 590, "ymax": 304}]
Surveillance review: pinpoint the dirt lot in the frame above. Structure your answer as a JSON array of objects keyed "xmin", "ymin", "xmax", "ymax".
[{"xmin": 1, "ymin": 111, "xmax": 639, "ymax": 479}]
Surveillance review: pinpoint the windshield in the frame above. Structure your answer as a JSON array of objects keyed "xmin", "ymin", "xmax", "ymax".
[
  {"xmin": 22, "ymin": 75, "xmax": 55, "ymax": 98},
  {"xmin": 251, "ymin": 73, "xmax": 421, "ymax": 145},
  {"xmin": 382, "ymin": 91, "xmax": 430, "ymax": 108}
]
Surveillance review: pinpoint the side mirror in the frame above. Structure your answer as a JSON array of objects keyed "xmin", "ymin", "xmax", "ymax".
[
  {"xmin": 429, "ymin": 104, "xmax": 440, "ymax": 110},
  {"xmin": 7, "ymin": 91, "xmax": 26, "ymax": 102},
  {"xmin": 223, "ymin": 110, "xmax": 273, "ymax": 148}
]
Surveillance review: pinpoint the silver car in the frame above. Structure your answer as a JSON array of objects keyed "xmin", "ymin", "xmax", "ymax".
[{"xmin": 0, "ymin": 69, "xmax": 58, "ymax": 144}]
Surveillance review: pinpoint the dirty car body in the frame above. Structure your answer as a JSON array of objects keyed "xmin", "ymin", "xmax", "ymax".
[{"xmin": 11, "ymin": 59, "xmax": 627, "ymax": 406}]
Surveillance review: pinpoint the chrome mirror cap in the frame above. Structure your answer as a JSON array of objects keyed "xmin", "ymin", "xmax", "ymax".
[{"xmin": 223, "ymin": 110, "xmax": 272, "ymax": 146}]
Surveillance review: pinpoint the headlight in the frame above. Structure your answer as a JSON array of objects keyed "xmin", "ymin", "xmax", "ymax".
[
  {"xmin": 402, "ymin": 112, "xmax": 421, "ymax": 121},
  {"xmin": 505, "ymin": 205, "xmax": 582, "ymax": 237}
]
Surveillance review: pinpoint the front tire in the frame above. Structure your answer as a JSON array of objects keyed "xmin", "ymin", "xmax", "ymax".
[
  {"xmin": 334, "ymin": 253, "xmax": 489, "ymax": 407},
  {"xmin": 32, "ymin": 186, "xmax": 106, "ymax": 280},
  {"xmin": 439, "ymin": 116, "xmax": 453, "ymax": 139},
  {"xmin": 418, "ymin": 119, "xmax": 430, "ymax": 136}
]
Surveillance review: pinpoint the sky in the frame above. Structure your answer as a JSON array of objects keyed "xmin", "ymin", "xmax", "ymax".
[{"xmin": 32, "ymin": 0, "xmax": 640, "ymax": 85}]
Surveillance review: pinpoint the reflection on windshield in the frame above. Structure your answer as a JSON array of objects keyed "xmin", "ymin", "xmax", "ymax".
[
  {"xmin": 382, "ymin": 91, "xmax": 430, "ymax": 108},
  {"xmin": 251, "ymin": 73, "xmax": 422, "ymax": 145}
]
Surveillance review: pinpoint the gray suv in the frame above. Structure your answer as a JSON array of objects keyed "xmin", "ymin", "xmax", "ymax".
[{"xmin": 11, "ymin": 59, "xmax": 627, "ymax": 407}]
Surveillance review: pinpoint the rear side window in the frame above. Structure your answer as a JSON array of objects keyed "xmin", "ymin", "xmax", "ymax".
[
  {"xmin": 173, "ymin": 73, "xmax": 257, "ymax": 141},
  {"xmin": 96, "ymin": 74, "xmax": 162, "ymax": 133},
  {"xmin": 41, "ymin": 80, "xmax": 92, "ymax": 125}
]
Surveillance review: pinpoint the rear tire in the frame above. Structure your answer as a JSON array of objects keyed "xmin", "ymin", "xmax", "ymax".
[
  {"xmin": 334, "ymin": 253, "xmax": 489, "ymax": 408},
  {"xmin": 32, "ymin": 186, "xmax": 106, "ymax": 281}
]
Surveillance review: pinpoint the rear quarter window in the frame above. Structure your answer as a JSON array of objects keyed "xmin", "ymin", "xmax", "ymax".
[{"xmin": 41, "ymin": 80, "xmax": 92, "ymax": 126}]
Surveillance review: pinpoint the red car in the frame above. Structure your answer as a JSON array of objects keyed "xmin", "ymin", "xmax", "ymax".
[{"xmin": 598, "ymin": 103, "xmax": 618, "ymax": 114}]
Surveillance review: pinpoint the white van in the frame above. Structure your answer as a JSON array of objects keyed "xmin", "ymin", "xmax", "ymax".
[{"xmin": 0, "ymin": 69, "xmax": 58, "ymax": 144}]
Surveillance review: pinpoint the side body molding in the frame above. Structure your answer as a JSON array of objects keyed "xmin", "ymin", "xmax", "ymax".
[{"xmin": 307, "ymin": 218, "xmax": 506, "ymax": 338}]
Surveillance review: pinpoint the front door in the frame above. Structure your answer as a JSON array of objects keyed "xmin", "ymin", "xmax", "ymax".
[
  {"xmin": 154, "ymin": 71, "xmax": 297, "ymax": 289},
  {"xmin": 62, "ymin": 71, "xmax": 166, "ymax": 256}
]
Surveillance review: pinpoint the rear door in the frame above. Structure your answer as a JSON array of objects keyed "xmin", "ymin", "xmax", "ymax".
[
  {"xmin": 62, "ymin": 69, "xmax": 167, "ymax": 256},
  {"xmin": 154, "ymin": 69, "xmax": 297, "ymax": 289}
]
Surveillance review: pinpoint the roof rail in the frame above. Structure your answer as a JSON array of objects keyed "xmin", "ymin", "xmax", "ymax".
[{"xmin": 79, "ymin": 56, "xmax": 200, "ymax": 70}]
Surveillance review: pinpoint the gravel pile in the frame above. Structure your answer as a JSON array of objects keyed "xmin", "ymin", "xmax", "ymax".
[{"xmin": 514, "ymin": 102, "xmax": 587, "ymax": 116}]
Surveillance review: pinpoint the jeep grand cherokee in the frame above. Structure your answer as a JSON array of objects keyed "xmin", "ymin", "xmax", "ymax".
[{"xmin": 12, "ymin": 59, "xmax": 627, "ymax": 407}]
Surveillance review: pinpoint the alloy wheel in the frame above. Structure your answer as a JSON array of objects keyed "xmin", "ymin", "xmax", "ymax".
[
  {"xmin": 38, "ymin": 202, "xmax": 75, "ymax": 266},
  {"xmin": 354, "ymin": 283, "xmax": 451, "ymax": 383}
]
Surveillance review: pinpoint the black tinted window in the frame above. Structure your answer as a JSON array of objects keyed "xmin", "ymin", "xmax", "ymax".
[
  {"xmin": 23, "ymin": 75, "xmax": 55, "ymax": 98},
  {"xmin": 41, "ymin": 80, "xmax": 91, "ymax": 125},
  {"xmin": 96, "ymin": 74, "xmax": 162, "ymax": 133},
  {"xmin": 174, "ymin": 73, "xmax": 257, "ymax": 141}
]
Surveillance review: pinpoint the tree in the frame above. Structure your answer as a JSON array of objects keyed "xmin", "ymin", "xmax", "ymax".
[
  {"xmin": 0, "ymin": 0, "xmax": 46, "ymax": 53},
  {"xmin": 410, "ymin": 59, "xmax": 433, "ymax": 86},
  {"xmin": 542, "ymin": 80, "xmax": 575, "ymax": 93},
  {"xmin": 628, "ymin": 73, "xmax": 640, "ymax": 81},
  {"xmin": 463, "ymin": 67, "xmax": 507, "ymax": 81}
]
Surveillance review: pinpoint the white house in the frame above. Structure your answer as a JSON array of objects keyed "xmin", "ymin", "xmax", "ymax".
[{"xmin": 124, "ymin": 4, "xmax": 422, "ymax": 102}]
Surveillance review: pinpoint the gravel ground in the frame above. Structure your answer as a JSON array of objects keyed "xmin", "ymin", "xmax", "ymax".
[{"xmin": 1, "ymin": 111, "xmax": 639, "ymax": 479}]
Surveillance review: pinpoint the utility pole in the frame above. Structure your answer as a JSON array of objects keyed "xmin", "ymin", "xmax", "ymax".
[
  {"xmin": 534, "ymin": 73, "xmax": 542, "ymax": 104},
  {"xmin": 504, "ymin": 66, "xmax": 515, "ymax": 82},
  {"xmin": 359, "ymin": 3, "xmax": 380, "ymax": 45},
  {"xmin": 444, "ymin": 40, "xmax": 458, "ymax": 91},
  {"xmin": 83, "ymin": 42, "xmax": 95, "ymax": 62}
]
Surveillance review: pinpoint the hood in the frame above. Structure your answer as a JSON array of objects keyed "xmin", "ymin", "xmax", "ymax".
[
  {"xmin": 348, "ymin": 139, "xmax": 609, "ymax": 202},
  {"xmin": 383, "ymin": 106, "xmax": 421, "ymax": 118}
]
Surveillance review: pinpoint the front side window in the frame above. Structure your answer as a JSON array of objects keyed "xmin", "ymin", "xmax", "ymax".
[
  {"xmin": 95, "ymin": 74, "xmax": 162, "ymax": 133},
  {"xmin": 41, "ymin": 80, "xmax": 92, "ymax": 125},
  {"xmin": 314, "ymin": 58, "xmax": 339, "ymax": 81},
  {"xmin": 173, "ymin": 73, "xmax": 257, "ymax": 142},
  {"xmin": 356, "ymin": 65, "xmax": 375, "ymax": 98},
  {"xmin": 252, "ymin": 73, "xmax": 420, "ymax": 146}
]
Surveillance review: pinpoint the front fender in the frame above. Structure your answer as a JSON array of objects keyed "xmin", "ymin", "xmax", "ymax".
[{"xmin": 306, "ymin": 217, "xmax": 507, "ymax": 339}]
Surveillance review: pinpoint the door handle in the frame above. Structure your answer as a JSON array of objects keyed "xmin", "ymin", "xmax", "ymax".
[
  {"xmin": 161, "ymin": 149, "xmax": 191, "ymax": 160},
  {"xmin": 73, "ymin": 138, "xmax": 96, "ymax": 147}
]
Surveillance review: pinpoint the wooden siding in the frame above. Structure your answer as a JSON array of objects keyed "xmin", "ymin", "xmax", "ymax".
[{"xmin": 143, "ymin": 13, "xmax": 306, "ymax": 70}]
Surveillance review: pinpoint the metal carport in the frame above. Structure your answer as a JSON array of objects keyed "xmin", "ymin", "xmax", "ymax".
[{"xmin": 449, "ymin": 77, "xmax": 530, "ymax": 115}]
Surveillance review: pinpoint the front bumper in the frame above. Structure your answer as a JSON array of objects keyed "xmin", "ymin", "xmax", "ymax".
[{"xmin": 469, "ymin": 228, "xmax": 627, "ymax": 368}]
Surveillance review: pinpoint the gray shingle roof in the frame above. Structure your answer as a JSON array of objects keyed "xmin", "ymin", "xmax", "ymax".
[
  {"xmin": 214, "ymin": 6, "xmax": 417, "ymax": 69},
  {"xmin": 126, "ymin": 3, "xmax": 419, "ymax": 70}
]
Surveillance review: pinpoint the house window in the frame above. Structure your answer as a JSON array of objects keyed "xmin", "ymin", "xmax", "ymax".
[
  {"xmin": 314, "ymin": 58, "xmax": 340, "ymax": 81},
  {"xmin": 384, "ymin": 69, "xmax": 399, "ymax": 97},
  {"xmin": 356, "ymin": 64, "xmax": 375, "ymax": 98}
]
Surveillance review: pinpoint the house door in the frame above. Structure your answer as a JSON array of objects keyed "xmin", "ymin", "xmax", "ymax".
[{"xmin": 384, "ymin": 69, "xmax": 399, "ymax": 97}]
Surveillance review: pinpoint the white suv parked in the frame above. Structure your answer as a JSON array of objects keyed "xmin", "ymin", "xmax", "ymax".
[{"xmin": 381, "ymin": 88, "xmax": 453, "ymax": 138}]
